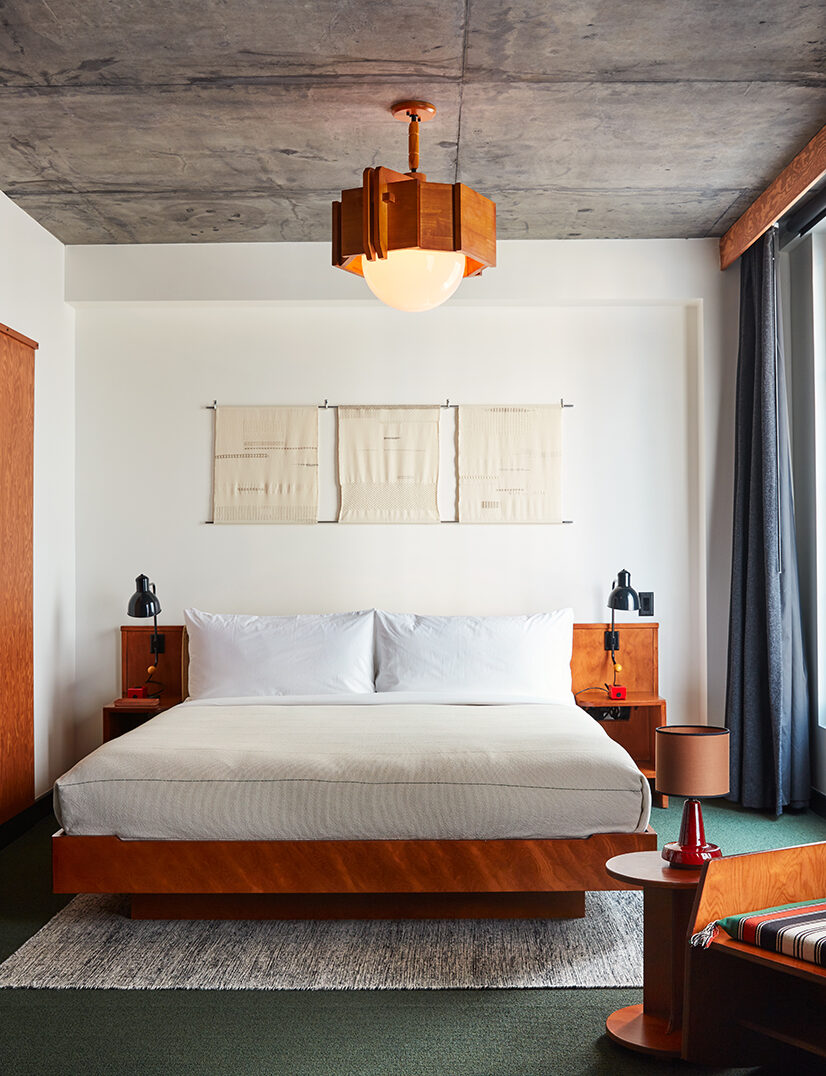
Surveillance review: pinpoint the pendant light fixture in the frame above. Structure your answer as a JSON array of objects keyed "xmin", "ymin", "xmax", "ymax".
[{"xmin": 332, "ymin": 101, "xmax": 496, "ymax": 311}]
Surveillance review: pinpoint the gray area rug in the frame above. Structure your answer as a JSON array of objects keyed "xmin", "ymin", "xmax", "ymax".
[{"xmin": 0, "ymin": 891, "xmax": 642, "ymax": 990}]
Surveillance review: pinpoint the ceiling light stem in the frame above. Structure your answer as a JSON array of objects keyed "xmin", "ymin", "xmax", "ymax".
[{"xmin": 408, "ymin": 114, "xmax": 420, "ymax": 173}]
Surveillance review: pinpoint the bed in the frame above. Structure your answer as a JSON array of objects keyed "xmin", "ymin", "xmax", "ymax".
[{"xmin": 53, "ymin": 610, "xmax": 657, "ymax": 919}]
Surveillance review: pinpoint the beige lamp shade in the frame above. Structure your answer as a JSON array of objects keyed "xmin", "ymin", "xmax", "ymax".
[{"xmin": 655, "ymin": 725, "xmax": 730, "ymax": 797}]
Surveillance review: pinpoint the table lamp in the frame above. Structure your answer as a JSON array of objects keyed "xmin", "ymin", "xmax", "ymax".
[
  {"xmin": 655, "ymin": 725, "xmax": 730, "ymax": 868},
  {"xmin": 127, "ymin": 574, "xmax": 164, "ymax": 676},
  {"xmin": 605, "ymin": 569, "xmax": 639, "ymax": 700}
]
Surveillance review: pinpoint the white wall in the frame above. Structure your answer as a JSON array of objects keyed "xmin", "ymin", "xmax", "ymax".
[
  {"xmin": 69, "ymin": 239, "xmax": 739, "ymax": 760},
  {"xmin": 0, "ymin": 192, "xmax": 76, "ymax": 795}
]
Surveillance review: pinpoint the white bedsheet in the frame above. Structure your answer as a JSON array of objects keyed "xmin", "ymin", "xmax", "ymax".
[{"xmin": 53, "ymin": 695, "xmax": 652, "ymax": 841}]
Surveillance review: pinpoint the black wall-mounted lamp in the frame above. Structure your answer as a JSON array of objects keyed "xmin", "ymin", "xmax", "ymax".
[
  {"xmin": 127, "ymin": 574, "xmax": 165, "ymax": 673},
  {"xmin": 606, "ymin": 569, "xmax": 639, "ymax": 649},
  {"xmin": 605, "ymin": 569, "xmax": 639, "ymax": 700}
]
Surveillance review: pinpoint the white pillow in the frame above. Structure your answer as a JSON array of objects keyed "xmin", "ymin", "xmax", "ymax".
[
  {"xmin": 184, "ymin": 609, "xmax": 375, "ymax": 699},
  {"xmin": 374, "ymin": 609, "xmax": 574, "ymax": 702}
]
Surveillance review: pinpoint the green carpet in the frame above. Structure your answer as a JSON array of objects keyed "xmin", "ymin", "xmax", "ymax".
[{"xmin": 1, "ymin": 800, "xmax": 825, "ymax": 1076}]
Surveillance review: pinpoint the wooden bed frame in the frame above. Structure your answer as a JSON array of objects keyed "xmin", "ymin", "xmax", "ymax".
[{"xmin": 53, "ymin": 622, "xmax": 659, "ymax": 919}]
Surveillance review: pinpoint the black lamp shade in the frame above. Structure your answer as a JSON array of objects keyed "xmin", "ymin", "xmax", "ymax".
[
  {"xmin": 127, "ymin": 574, "xmax": 162, "ymax": 618},
  {"xmin": 607, "ymin": 569, "xmax": 640, "ymax": 611}
]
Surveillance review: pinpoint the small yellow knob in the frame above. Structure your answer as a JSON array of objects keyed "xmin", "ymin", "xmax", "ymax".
[
  {"xmin": 614, "ymin": 663, "xmax": 623, "ymax": 673},
  {"xmin": 147, "ymin": 665, "xmax": 157, "ymax": 675}
]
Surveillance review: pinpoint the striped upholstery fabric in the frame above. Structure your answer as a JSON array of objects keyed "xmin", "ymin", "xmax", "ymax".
[{"xmin": 717, "ymin": 899, "xmax": 826, "ymax": 966}]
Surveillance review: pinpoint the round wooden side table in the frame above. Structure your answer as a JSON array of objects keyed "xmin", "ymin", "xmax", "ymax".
[{"xmin": 605, "ymin": 851, "xmax": 703, "ymax": 1059}]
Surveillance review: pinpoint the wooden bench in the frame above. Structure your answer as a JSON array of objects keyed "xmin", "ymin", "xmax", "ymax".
[{"xmin": 682, "ymin": 841, "xmax": 826, "ymax": 1066}]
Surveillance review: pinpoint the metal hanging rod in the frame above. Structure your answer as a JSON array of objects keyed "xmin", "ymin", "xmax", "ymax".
[
  {"xmin": 204, "ymin": 519, "xmax": 573, "ymax": 525},
  {"xmin": 205, "ymin": 399, "xmax": 574, "ymax": 410}
]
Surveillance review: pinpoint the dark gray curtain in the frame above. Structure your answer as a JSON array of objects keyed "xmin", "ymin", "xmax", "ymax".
[{"xmin": 726, "ymin": 228, "xmax": 810, "ymax": 814}]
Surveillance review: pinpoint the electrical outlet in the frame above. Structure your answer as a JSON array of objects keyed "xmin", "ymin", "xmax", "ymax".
[{"xmin": 639, "ymin": 592, "xmax": 654, "ymax": 617}]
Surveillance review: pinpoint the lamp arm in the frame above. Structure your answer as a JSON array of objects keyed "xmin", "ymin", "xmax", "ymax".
[
  {"xmin": 150, "ymin": 582, "xmax": 159, "ymax": 661},
  {"xmin": 148, "ymin": 582, "xmax": 164, "ymax": 669}
]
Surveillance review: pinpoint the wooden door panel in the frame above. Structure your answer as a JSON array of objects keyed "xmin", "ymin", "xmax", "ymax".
[{"xmin": 0, "ymin": 324, "xmax": 35, "ymax": 824}]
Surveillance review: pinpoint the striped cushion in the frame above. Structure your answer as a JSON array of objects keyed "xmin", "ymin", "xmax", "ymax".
[{"xmin": 718, "ymin": 899, "xmax": 826, "ymax": 966}]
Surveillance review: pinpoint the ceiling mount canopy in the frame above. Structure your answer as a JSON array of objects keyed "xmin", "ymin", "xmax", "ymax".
[{"xmin": 332, "ymin": 100, "xmax": 496, "ymax": 312}]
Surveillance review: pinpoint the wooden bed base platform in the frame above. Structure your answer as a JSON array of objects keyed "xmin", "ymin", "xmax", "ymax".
[
  {"xmin": 129, "ymin": 891, "xmax": 588, "ymax": 920},
  {"xmin": 53, "ymin": 828, "xmax": 656, "ymax": 920}
]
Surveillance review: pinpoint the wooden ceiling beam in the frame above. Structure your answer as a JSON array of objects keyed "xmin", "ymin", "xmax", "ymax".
[{"xmin": 720, "ymin": 124, "xmax": 826, "ymax": 271}]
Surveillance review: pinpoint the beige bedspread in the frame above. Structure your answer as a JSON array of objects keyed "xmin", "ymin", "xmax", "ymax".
[{"xmin": 53, "ymin": 698, "xmax": 651, "ymax": 841}]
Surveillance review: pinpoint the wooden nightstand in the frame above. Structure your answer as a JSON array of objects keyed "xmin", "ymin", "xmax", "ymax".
[
  {"xmin": 102, "ymin": 699, "xmax": 162, "ymax": 742},
  {"xmin": 103, "ymin": 623, "xmax": 187, "ymax": 742},
  {"xmin": 576, "ymin": 690, "xmax": 667, "ymax": 808}
]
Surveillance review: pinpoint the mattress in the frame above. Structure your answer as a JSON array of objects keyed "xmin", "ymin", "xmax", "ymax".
[{"xmin": 53, "ymin": 695, "xmax": 652, "ymax": 841}]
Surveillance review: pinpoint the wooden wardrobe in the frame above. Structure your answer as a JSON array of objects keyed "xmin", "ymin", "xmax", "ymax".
[{"xmin": 0, "ymin": 322, "xmax": 36, "ymax": 825}]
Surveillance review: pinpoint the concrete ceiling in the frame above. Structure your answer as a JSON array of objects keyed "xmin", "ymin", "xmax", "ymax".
[{"xmin": 0, "ymin": 1, "xmax": 824, "ymax": 244}]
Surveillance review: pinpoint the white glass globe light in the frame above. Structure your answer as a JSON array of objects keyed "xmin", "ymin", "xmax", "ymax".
[{"xmin": 362, "ymin": 248, "xmax": 466, "ymax": 312}]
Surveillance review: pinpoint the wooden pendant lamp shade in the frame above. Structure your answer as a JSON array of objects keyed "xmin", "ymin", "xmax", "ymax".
[{"xmin": 332, "ymin": 101, "xmax": 496, "ymax": 306}]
